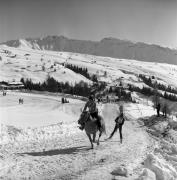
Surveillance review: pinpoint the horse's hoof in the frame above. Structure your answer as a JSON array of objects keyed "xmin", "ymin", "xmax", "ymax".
[{"xmin": 97, "ymin": 142, "xmax": 100, "ymax": 145}]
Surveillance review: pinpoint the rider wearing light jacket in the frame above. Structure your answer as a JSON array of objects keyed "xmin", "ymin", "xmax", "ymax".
[{"xmin": 79, "ymin": 95, "xmax": 101, "ymax": 130}]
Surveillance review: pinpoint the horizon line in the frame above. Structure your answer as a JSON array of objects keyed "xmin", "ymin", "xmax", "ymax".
[{"xmin": 1, "ymin": 35, "xmax": 176, "ymax": 50}]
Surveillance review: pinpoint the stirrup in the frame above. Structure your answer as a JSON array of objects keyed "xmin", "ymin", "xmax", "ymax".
[{"xmin": 79, "ymin": 126, "xmax": 84, "ymax": 130}]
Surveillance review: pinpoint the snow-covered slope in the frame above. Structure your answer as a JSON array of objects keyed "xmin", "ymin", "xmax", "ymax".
[
  {"xmin": 18, "ymin": 39, "xmax": 41, "ymax": 50},
  {"xmin": 0, "ymin": 45, "xmax": 177, "ymax": 90},
  {"xmin": 0, "ymin": 46, "xmax": 92, "ymax": 84},
  {"xmin": 1, "ymin": 42, "xmax": 177, "ymax": 179}
]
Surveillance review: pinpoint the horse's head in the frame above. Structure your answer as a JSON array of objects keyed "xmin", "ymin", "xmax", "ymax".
[{"xmin": 78, "ymin": 111, "xmax": 90, "ymax": 125}]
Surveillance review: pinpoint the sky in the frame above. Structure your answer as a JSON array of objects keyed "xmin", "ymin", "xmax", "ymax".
[{"xmin": 0, "ymin": 0, "xmax": 177, "ymax": 48}]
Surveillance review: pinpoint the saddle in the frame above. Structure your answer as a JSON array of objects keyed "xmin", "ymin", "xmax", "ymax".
[
  {"xmin": 90, "ymin": 115, "xmax": 97, "ymax": 122},
  {"xmin": 78, "ymin": 111, "xmax": 101, "ymax": 126}
]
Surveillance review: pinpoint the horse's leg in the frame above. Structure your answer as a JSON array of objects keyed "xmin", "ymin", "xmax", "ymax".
[
  {"xmin": 93, "ymin": 133, "xmax": 96, "ymax": 143},
  {"xmin": 86, "ymin": 133, "xmax": 94, "ymax": 149},
  {"xmin": 97, "ymin": 131, "xmax": 102, "ymax": 145},
  {"xmin": 119, "ymin": 125, "xmax": 123, "ymax": 144}
]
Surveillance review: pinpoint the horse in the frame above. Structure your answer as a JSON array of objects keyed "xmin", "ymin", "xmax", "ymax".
[{"xmin": 78, "ymin": 111, "xmax": 106, "ymax": 149}]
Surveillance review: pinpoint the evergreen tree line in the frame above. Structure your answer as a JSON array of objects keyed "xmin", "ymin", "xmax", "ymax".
[
  {"xmin": 139, "ymin": 74, "xmax": 177, "ymax": 95},
  {"xmin": 20, "ymin": 76, "xmax": 133, "ymax": 101},
  {"xmin": 128, "ymin": 84, "xmax": 177, "ymax": 102},
  {"xmin": 63, "ymin": 63, "xmax": 98, "ymax": 82},
  {"xmin": 20, "ymin": 77, "xmax": 91, "ymax": 97}
]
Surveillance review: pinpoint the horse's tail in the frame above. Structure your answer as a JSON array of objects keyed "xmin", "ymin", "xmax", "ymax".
[{"xmin": 100, "ymin": 116, "xmax": 106, "ymax": 135}]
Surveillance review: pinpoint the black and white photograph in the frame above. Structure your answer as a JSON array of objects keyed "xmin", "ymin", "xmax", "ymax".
[{"xmin": 0, "ymin": 0, "xmax": 177, "ymax": 179}]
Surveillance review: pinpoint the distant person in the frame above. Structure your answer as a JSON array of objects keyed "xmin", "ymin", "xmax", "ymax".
[
  {"xmin": 162, "ymin": 103, "xmax": 167, "ymax": 118},
  {"xmin": 156, "ymin": 103, "xmax": 161, "ymax": 117},
  {"xmin": 61, "ymin": 97, "xmax": 65, "ymax": 104},
  {"xmin": 107, "ymin": 105, "xmax": 125, "ymax": 143},
  {"xmin": 79, "ymin": 95, "xmax": 101, "ymax": 130},
  {"xmin": 97, "ymin": 98, "xmax": 101, "ymax": 104},
  {"xmin": 106, "ymin": 95, "xmax": 109, "ymax": 103},
  {"xmin": 65, "ymin": 98, "xmax": 69, "ymax": 103}
]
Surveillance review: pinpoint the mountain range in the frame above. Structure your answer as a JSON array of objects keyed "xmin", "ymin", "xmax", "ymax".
[{"xmin": 1, "ymin": 36, "xmax": 177, "ymax": 65}]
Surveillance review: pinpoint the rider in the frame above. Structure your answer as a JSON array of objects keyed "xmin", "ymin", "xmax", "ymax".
[{"xmin": 79, "ymin": 94, "xmax": 101, "ymax": 130}]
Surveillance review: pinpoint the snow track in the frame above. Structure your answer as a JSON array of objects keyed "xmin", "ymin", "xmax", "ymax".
[{"xmin": 0, "ymin": 92, "xmax": 155, "ymax": 179}]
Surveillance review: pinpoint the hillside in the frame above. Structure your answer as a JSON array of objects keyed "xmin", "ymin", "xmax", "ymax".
[
  {"xmin": 1, "ymin": 44, "xmax": 177, "ymax": 180},
  {"xmin": 1, "ymin": 36, "xmax": 177, "ymax": 65},
  {"xmin": 1, "ymin": 45, "xmax": 177, "ymax": 91}
]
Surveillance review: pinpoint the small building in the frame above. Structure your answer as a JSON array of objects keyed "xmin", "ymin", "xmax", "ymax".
[
  {"xmin": 0, "ymin": 81, "xmax": 24, "ymax": 90},
  {"xmin": 0, "ymin": 82, "xmax": 9, "ymax": 90}
]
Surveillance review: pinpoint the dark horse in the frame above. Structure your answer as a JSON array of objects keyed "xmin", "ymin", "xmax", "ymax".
[{"xmin": 78, "ymin": 111, "xmax": 106, "ymax": 149}]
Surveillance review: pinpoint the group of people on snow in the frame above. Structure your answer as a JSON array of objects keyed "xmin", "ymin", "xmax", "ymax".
[
  {"xmin": 156, "ymin": 102, "xmax": 168, "ymax": 118},
  {"xmin": 2, "ymin": 91, "xmax": 7, "ymax": 96},
  {"xmin": 61, "ymin": 97, "xmax": 69, "ymax": 104},
  {"xmin": 78, "ymin": 94, "xmax": 125, "ymax": 143},
  {"xmin": 19, "ymin": 98, "xmax": 24, "ymax": 104},
  {"xmin": 78, "ymin": 94, "xmax": 170, "ymax": 144}
]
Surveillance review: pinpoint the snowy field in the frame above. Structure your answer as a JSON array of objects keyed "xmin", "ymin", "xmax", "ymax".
[
  {"xmin": 1, "ymin": 92, "xmax": 177, "ymax": 179},
  {"xmin": 0, "ymin": 92, "xmax": 83, "ymax": 128}
]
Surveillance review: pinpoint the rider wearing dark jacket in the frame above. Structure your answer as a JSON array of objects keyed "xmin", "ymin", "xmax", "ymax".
[{"xmin": 79, "ymin": 95, "xmax": 101, "ymax": 130}]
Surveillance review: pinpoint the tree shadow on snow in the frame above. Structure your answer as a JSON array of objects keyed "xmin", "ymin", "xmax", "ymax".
[
  {"xmin": 103, "ymin": 140, "xmax": 121, "ymax": 143},
  {"xmin": 19, "ymin": 146, "xmax": 90, "ymax": 156}
]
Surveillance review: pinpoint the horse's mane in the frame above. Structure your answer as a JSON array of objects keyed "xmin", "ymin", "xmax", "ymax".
[{"xmin": 78, "ymin": 111, "xmax": 90, "ymax": 124}]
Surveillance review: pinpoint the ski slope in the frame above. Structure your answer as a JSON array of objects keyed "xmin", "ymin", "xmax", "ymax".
[{"xmin": 1, "ymin": 45, "xmax": 177, "ymax": 89}]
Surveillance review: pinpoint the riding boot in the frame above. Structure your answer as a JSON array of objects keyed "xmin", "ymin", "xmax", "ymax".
[
  {"xmin": 79, "ymin": 124, "xmax": 85, "ymax": 130},
  {"xmin": 79, "ymin": 126, "xmax": 84, "ymax": 130}
]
